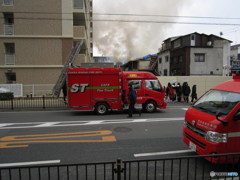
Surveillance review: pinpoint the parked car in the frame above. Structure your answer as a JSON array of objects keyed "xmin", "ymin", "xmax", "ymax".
[{"xmin": 0, "ymin": 87, "xmax": 14, "ymax": 100}]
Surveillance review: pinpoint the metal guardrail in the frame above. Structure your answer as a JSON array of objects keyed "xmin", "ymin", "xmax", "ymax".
[
  {"xmin": 0, "ymin": 153, "xmax": 239, "ymax": 180},
  {"xmin": 0, "ymin": 97, "xmax": 68, "ymax": 111}
]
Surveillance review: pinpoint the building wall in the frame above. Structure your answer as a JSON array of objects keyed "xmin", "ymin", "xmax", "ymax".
[
  {"xmin": 157, "ymin": 51, "xmax": 170, "ymax": 76},
  {"xmin": 0, "ymin": 0, "xmax": 92, "ymax": 86},
  {"xmin": 158, "ymin": 76, "xmax": 232, "ymax": 99},
  {"xmin": 0, "ymin": 0, "xmax": 63, "ymax": 35},
  {"xmin": 190, "ymin": 47, "xmax": 223, "ymax": 75}
]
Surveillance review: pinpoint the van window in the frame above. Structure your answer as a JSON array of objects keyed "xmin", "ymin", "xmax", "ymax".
[
  {"xmin": 128, "ymin": 80, "xmax": 141, "ymax": 90},
  {"xmin": 145, "ymin": 80, "xmax": 162, "ymax": 92},
  {"xmin": 193, "ymin": 90, "xmax": 240, "ymax": 116}
]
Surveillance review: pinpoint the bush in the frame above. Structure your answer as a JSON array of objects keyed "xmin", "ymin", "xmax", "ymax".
[{"xmin": 0, "ymin": 92, "xmax": 14, "ymax": 100}]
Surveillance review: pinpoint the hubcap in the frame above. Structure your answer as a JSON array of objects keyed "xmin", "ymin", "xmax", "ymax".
[
  {"xmin": 98, "ymin": 105, "xmax": 106, "ymax": 114},
  {"xmin": 147, "ymin": 103, "xmax": 155, "ymax": 112}
]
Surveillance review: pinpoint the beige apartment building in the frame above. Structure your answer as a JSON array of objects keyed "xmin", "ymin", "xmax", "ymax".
[{"xmin": 0, "ymin": 0, "xmax": 93, "ymax": 95}]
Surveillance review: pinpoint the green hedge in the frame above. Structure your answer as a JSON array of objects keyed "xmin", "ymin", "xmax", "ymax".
[{"xmin": 0, "ymin": 92, "xmax": 14, "ymax": 100}]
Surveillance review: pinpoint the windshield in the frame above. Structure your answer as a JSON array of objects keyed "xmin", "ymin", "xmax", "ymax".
[{"xmin": 193, "ymin": 90, "xmax": 240, "ymax": 116}]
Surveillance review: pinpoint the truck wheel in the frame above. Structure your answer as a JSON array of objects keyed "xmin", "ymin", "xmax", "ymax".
[
  {"xmin": 95, "ymin": 103, "xmax": 109, "ymax": 115},
  {"xmin": 144, "ymin": 100, "xmax": 156, "ymax": 113}
]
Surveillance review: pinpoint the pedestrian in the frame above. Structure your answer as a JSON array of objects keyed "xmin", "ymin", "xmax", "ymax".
[
  {"xmin": 175, "ymin": 82, "xmax": 182, "ymax": 102},
  {"xmin": 166, "ymin": 82, "xmax": 176, "ymax": 102},
  {"xmin": 182, "ymin": 82, "xmax": 191, "ymax": 103},
  {"xmin": 191, "ymin": 85, "xmax": 198, "ymax": 103},
  {"xmin": 62, "ymin": 81, "xmax": 67, "ymax": 104},
  {"xmin": 127, "ymin": 84, "xmax": 140, "ymax": 117}
]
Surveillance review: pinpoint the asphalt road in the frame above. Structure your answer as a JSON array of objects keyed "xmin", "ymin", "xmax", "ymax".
[{"xmin": 0, "ymin": 102, "xmax": 192, "ymax": 165}]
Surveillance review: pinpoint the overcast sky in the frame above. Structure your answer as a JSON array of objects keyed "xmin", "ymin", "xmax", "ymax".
[{"xmin": 93, "ymin": 0, "xmax": 240, "ymax": 61}]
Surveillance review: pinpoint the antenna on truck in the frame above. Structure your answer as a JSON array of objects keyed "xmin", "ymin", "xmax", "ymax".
[{"xmin": 52, "ymin": 40, "xmax": 84, "ymax": 98}]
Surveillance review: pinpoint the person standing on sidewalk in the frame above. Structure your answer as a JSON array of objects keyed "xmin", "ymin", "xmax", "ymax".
[
  {"xmin": 182, "ymin": 82, "xmax": 191, "ymax": 103},
  {"xmin": 191, "ymin": 85, "xmax": 198, "ymax": 103}
]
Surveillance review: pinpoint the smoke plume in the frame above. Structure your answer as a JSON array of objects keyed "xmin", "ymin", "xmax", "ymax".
[{"xmin": 93, "ymin": 0, "xmax": 192, "ymax": 62}]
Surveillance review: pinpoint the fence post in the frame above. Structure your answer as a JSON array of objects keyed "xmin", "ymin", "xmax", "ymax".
[
  {"xmin": 11, "ymin": 97, "xmax": 14, "ymax": 110},
  {"xmin": 114, "ymin": 159, "xmax": 124, "ymax": 180},
  {"xmin": 43, "ymin": 96, "xmax": 45, "ymax": 109}
]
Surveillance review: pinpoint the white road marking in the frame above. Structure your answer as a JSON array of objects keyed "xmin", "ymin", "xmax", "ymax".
[
  {"xmin": 0, "ymin": 123, "xmax": 12, "ymax": 128},
  {"xmin": 182, "ymin": 108, "xmax": 188, "ymax": 111},
  {"xmin": 0, "ymin": 160, "xmax": 61, "ymax": 168},
  {"xmin": 134, "ymin": 150, "xmax": 194, "ymax": 157},
  {"xmin": 35, "ymin": 122, "xmax": 59, "ymax": 127},
  {"xmin": 0, "ymin": 117, "xmax": 184, "ymax": 130}
]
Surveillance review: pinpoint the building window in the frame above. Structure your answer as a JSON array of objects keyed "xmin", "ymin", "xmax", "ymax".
[
  {"xmin": 191, "ymin": 34, "xmax": 195, "ymax": 40},
  {"xmin": 173, "ymin": 39, "xmax": 181, "ymax": 48},
  {"xmin": 5, "ymin": 72, "xmax": 16, "ymax": 83},
  {"xmin": 165, "ymin": 56, "xmax": 169, "ymax": 63},
  {"xmin": 195, "ymin": 54, "xmax": 205, "ymax": 62},
  {"xmin": 5, "ymin": 43, "xmax": 15, "ymax": 65},
  {"xmin": 164, "ymin": 69, "xmax": 168, "ymax": 76},
  {"xmin": 3, "ymin": 12, "xmax": 14, "ymax": 35},
  {"xmin": 158, "ymin": 58, "xmax": 162, "ymax": 64},
  {"xmin": 179, "ymin": 56, "xmax": 183, "ymax": 63}
]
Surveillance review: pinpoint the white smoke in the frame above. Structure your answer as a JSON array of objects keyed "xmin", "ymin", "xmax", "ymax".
[{"xmin": 93, "ymin": 0, "xmax": 192, "ymax": 61}]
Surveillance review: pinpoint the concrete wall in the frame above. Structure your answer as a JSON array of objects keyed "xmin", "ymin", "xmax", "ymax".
[
  {"xmin": 157, "ymin": 76, "xmax": 232, "ymax": 98},
  {"xmin": 190, "ymin": 48, "xmax": 223, "ymax": 76}
]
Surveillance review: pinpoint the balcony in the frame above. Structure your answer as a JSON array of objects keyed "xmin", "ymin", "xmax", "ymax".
[
  {"xmin": 3, "ymin": 0, "xmax": 13, "ymax": 5},
  {"xmin": 73, "ymin": 0, "xmax": 84, "ymax": 9},
  {"xmin": 5, "ymin": 54, "xmax": 15, "ymax": 65},
  {"xmin": 4, "ymin": 24, "xmax": 14, "ymax": 35}
]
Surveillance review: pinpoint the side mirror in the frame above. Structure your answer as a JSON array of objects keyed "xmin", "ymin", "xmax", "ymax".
[
  {"xmin": 216, "ymin": 111, "xmax": 228, "ymax": 126},
  {"xmin": 233, "ymin": 112, "xmax": 240, "ymax": 121}
]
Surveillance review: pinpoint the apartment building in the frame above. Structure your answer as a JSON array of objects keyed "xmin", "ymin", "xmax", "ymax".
[
  {"xmin": 0, "ymin": 0, "xmax": 93, "ymax": 87},
  {"xmin": 158, "ymin": 33, "xmax": 231, "ymax": 76}
]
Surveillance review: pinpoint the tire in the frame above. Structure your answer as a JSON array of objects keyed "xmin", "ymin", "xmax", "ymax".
[
  {"xmin": 144, "ymin": 100, "xmax": 156, "ymax": 113},
  {"xmin": 95, "ymin": 102, "xmax": 109, "ymax": 115}
]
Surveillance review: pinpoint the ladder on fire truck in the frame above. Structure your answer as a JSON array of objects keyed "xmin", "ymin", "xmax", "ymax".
[{"xmin": 52, "ymin": 40, "xmax": 83, "ymax": 97}]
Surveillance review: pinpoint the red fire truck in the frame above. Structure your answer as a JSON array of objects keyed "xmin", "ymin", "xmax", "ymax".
[
  {"xmin": 67, "ymin": 67, "xmax": 166, "ymax": 114},
  {"xmin": 183, "ymin": 66, "xmax": 240, "ymax": 163}
]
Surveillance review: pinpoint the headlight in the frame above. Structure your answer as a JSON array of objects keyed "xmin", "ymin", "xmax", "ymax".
[{"xmin": 205, "ymin": 131, "xmax": 227, "ymax": 143}]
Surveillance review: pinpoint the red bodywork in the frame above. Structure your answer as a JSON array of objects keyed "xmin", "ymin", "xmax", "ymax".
[
  {"xmin": 67, "ymin": 67, "xmax": 166, "ymax": 112},
  {"xmin": 183, "ymin": 75, "xmax": 240, "ymax": 163}
]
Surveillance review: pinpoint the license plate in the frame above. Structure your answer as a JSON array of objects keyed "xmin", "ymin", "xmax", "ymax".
[{"xmin": 189, "ymin": 141, "xmax": 196, "ymax": 152}]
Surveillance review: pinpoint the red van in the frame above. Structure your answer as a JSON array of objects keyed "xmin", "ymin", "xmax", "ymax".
[
  {"xmin": 67, "ymin": 67, "xmax": 166, "ymax": 114},
  {"xmin": 183, "ymin": 66, "xmax": 240, "ymax": 163}
]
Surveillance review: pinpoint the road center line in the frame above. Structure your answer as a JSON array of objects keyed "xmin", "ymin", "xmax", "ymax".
[
  {"xmin": 134, "ymin": 150, "xmax": 194, "ymax": 157},
  {"xmin": 0, "ymin": 160, "xmax": 61, "ymax": 168}
]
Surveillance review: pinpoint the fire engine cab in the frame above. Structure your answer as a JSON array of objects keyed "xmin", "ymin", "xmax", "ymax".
[
  {"xmin": 67, "ymin": 67, "xmax": 166, "ymax": 114},
  {"xmin": 183, "ymin": 66, "xmax": 240, "ymax": 163}
]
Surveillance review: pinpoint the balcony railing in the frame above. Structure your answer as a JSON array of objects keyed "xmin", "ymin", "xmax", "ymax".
[
  {"xmin": 3, "ymin": 0, "xmax": 13, "ymax": 5},
  {"xmin": 73, "ymin": 0, "xmax": 84, "ymax": 9},
  {"xmin": 5, "ymin": 54, "xmax": 15, "ymax": 65},
  {"xmin": 4, "ymin": 24, "xmax": 14, "ymax": 35}
]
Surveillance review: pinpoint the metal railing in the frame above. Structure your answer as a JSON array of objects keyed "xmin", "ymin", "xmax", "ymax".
[
  {"xmin": 0, "ymin": 153, "xmax": 239, "ymax": 180},
  {"xmin": 4, "ymin": 24, "xmax": 14, "ymax": 35},
  {"xmin": 0, "ymin": 97, "xmax": 68, "ymax": 111}
]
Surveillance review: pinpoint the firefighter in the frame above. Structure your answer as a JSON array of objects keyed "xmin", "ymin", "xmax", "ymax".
[{"xmin": 127, "ymin": 84, "xmax": 141, "ymax": 117}]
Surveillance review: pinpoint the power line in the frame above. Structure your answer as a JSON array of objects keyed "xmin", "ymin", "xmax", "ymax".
[
  {"xmin": 93, "ymin": 13, "xmax": 240, "ymax": 20},
  {"xmin": 1, "ymin": 12, "xmax": 240, "ymax": 26},
  {"xmin": 2, "ymin": 11, "xmax": 240, "ymax": 20},
  {"xmin": 93, "ymin": 19, "xmax": 240, "ymax": 26}
]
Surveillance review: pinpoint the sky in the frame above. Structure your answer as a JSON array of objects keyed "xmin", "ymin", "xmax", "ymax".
[{"xmin": 93, "ymin": 0, "xmax": 240, "ymax": 62}]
